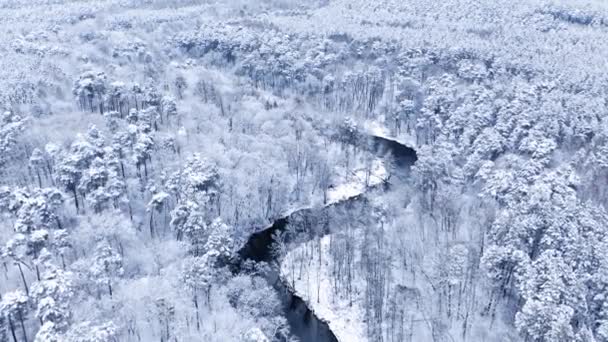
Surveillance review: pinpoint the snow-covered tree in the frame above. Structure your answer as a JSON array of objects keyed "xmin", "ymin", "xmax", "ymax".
[
  {"xmin": 0, "ymin": 290, "xmax": 29, "ymax": 342},
  {"xmin": 73, "ymin": 71, "xmax": 107, "ymax": 113}
]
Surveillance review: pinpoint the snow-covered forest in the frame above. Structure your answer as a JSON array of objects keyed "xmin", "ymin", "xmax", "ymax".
[{"xmin": 1, "ymin": 0, "xmax": 608, "ymax": 341}]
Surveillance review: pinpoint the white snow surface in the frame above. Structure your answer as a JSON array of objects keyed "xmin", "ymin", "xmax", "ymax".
[
  {"xmin": 325, "ymin": 158, "xmax": 387, "ymax": 204},
  {"xmin": 280, "ymin": 200, "xmax": 433, "ymax": 342},
  {"xmin": 263, "ymin": 158, "xmax": 388, "ymax": 229},
  {"xmin": 363, "ymin": 119, "xmax": 417, "ymax": 150},
  {"xmin": 281, "ymin": 234, "xmax": 367, "ymax": 342},
  {"xmin": 276, "ymin": 159, "xmax": 387, "ymax": 342},
  {"xmin": 242, "ymin": 327, "xmax": 269, "ymax": 342}
]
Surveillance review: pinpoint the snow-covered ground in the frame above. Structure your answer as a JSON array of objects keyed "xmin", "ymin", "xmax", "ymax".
[
  {"xmin": 262, "ymin": 158, "xmax": 388, "ymax": 342},
  {"xmin": 325, "ymin": 158, "xmax": 387, "ymax": 204},
  {"xmin": 242, "ymin": 327, "xmax": 269, "ymax": 342},
  {"xmin": 280, "ymin": 198, "xmax": 513, "ymax": 342},
  {"xmin": 274, "ymin": 158, "xmax": 388, "ymax": 228},
  {"xmin": 281, "ymin": 234, "xmax": 368, "ymax": 342},
  {"xmin": 277, "ymin": 153, "xmax": 406, "ymax": 342},
  {"xmin": 363, "ymin": 118, "xmax": 417, "ymax": 150},
  {"xmin": 279, "ymin": 208, "xmax": 435, "ymax": 342}
]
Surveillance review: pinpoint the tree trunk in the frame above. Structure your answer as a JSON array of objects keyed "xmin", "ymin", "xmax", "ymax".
[
  {"xmin": 36, "ymin": 171, "xmax": 42, "ymax": 188},
  {"xmin": 120, "ymin": 161, "xmax": 126, "ymax": 179},
  {"xmin": 128, "ymin": 200, "xmax": 134, "ymax": 222},
  {"xmin": 194, "ymin": 294, "xmax": 200, "ymax": 331},
  {"xmin": 149, "ymin": 211, "xmax": 155, "ymax": 239},
  {"xmin": 17, "ymin": 310, "xmax": 28, "ymax": 342},
  {"xmin": 16, "ymin": 263, "xmax": 28, "ymax": 295},
  {"xmin": 72, "ymin": 187, "xmax": 80, "ymax": 213},
  {"xmin": 8, "ymin": 315, "xmax": 18, "ymax": 342}
]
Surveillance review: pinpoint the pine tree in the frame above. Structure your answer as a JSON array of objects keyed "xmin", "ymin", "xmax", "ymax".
[{"xmin": 0, "ymin": 290, "xmax": 29, "ymax": 342}]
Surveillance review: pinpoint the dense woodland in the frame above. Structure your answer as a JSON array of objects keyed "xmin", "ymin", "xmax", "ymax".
[{"xmin": 1, "ymin": 0, "xmax": 608, "ymax": 341}]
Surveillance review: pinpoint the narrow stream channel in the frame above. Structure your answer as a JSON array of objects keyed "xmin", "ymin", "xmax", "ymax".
[{"xmin": 234, "ymin": 135, "xmax": 417, "ymax": 342}]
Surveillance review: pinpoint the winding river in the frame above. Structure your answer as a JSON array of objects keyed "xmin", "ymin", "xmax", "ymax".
[{"xmin": 235, "ymin": 135, "xmax": 417, "ymax": 342}]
